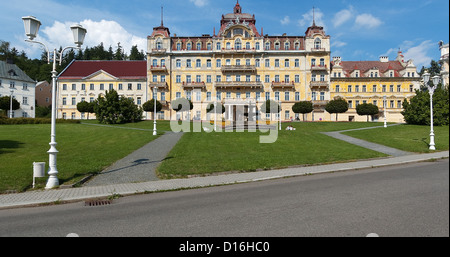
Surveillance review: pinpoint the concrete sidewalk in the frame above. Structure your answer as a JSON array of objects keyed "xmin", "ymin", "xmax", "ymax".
[{"xmin": 1, "ymin": 150, "xmax": 448, "ymax": 209}]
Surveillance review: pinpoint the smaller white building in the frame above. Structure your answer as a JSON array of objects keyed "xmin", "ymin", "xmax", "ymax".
[{"xmin": 0, "ymin": 60, "xmax": 36, "ymax": 118}]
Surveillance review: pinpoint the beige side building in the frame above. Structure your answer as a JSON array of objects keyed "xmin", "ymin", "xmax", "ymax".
[{"xmin": 330, "ymin": 52, "xmax": 421, "ymax": 123}]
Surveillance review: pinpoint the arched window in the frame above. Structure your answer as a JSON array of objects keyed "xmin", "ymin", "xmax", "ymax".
[
  {"xmin": 226, "ymin": 42, "xmax": 231, "ymax": 50},
  {"xmin": 235, "ymin": 38, "xmax": 242, "ymax": 50},
  {"xmin": 284, "ymin": 42, "xmax": 290, "ymax": 50},
  {"xmin": 155, "ymin": 38, "xmax": 162, "ymax": 49},
  {"xmin": 196, "ymin": 42, "xmax": 202, "ymax": 50},
  {"xmin": 314, "ymin": 38, "xmax": 321, "ymax": 49},
  {"xmin": 274, "ymin": 42, "xmax": 280, "ymax": 50},
  {"xmin": 246, "ymin": 42, "xmax": 251, "ymax": 50}
]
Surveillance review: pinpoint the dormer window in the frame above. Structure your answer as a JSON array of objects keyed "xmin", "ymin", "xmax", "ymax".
[
  {"xmin": 274, "ymin": 42, "xmax": 280, "ymax": 50},
  {"xmin": 314, "ymin": 38, "xmax": 321, "ymax": 49},
  {"xmin": 8, "ymin": 69, "xmax": 17, "ymax": 76},
  {"xmin": 355, "ymin": 71, "xmax": 359, "ymax": 78},
  {"xmin": 155, "ymin": 39, "xmax": 162, "ymax": 50}
]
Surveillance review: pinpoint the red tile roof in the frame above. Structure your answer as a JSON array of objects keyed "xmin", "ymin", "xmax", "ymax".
[
  {"xmin": 58, "ymin": 60, "xmax": 147, "ymax": 80},
  {"xmin": 340, "ymin": 60, "xmax": 405, "ymax": 77}
]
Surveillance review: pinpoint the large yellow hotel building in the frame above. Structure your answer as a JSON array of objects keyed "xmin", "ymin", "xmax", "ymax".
[
  {"xmin": 148, "ymin": 2, "xmax": 332, "ymax": 122},
  {"xmin": 147, "ymin": 2, "xmax": 421, "ymax": 123}
]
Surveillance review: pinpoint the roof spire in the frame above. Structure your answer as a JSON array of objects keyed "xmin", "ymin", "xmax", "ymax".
[
  {"xmin": 312, "ymin": 6, "xmax": 316, "ymax": 26},
  {"xmin": 161, "ymin": 5, "xmax": 164, "ymax": 26},
  {"xmin": 234, "ymin": 0, "xmax": 242, "ymax": 14}
]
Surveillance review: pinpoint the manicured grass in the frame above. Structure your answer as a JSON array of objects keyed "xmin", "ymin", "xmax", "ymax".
[
  {"xmin": 0, "ymin": 121, "xmax": 168, "ymax": 192},
  {"xmin": 157, "ymin": 122, "xmax": 388, "ymax": 178},
  {"xmin": 343, "ymin": 124, "xmax": 449, "ymax": 153}
]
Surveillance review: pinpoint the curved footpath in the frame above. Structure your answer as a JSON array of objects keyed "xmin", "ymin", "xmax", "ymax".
[{"xmin": 0, "ymin": 125, "xmax": 448, "ymax": 209}]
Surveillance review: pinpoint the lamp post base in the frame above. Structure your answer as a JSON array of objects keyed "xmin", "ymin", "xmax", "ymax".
[
  {"xmin": 429, "ymin": 133, "xmax": 436, "ymax": 150},
  {"xmin": 45, "ymin": 176, "xmax": 59, "ymax": 189}
]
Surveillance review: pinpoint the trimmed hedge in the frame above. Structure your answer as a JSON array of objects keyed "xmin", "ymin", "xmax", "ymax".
[{"xmin": 0, "ymin": 117, "xmax": 80, "ymax": 125}]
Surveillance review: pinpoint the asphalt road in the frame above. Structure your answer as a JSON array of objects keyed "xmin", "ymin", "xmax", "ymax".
[{"xmin": 0, "ymin": 159, "xmax": 448, "ymax": 237}]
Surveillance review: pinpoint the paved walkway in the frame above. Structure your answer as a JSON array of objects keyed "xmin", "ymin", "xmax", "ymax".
[
  {"xmin": 85, "ymin": 131, "xmax": 183, "ymax": 186},
  {"xmin": 321, "ymin": 124, "xmax": 411, "ymax": 157}
]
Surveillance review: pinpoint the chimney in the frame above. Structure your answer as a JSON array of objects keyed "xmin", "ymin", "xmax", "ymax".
[
  {"xmin": 379, "ymin": 56, "xmax": 389, "ymax": 63},
  {"xmin": 333, "ymin": 56, "xmax": 341, "ymax": 65}
]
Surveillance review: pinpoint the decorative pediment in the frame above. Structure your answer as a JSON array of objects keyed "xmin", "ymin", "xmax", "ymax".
[{"xmin": 83, "ymin": 70, "xmax": 119, "ymax": 81}]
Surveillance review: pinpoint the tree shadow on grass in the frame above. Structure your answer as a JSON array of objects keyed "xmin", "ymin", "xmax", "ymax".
[{"xmin": 0, "ymin": 140, "xmax": 24, "ymax": 154}]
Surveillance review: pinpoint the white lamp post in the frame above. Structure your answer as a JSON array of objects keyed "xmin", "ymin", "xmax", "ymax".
[
  {"xmin": 9, "ymin": 89, "xmax": 14, "ymax": 119},
  {"xmin": 423, "ymin": 71, "xmax": 440, "ymax": 150},
  {"xmin": 153, "ymin": 87, "xmax": 157, "ymax": 136},
  {"xmin": 383, "ymin": 95, "xmax": 387, "ymax": 128},
  {"xmin": 23, "ymin": 16, "xmax": 87, "ymax": 189},
  {"xmin": 279, "ymin": 100, "xmax": 282, "ymax": 131}
]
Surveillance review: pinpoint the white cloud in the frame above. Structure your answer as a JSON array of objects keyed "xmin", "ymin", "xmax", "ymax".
[
  {"xmin": 355, "ymin": 14, "xmax": 382, "ymax": 29},
  {"xmin": 34, "ymin": 19, "xmax": 146, "ymax": 57},
  {"xmin": 298, "ymin": 8, "xmax": 325, "ymax": 29},
  {"xmin": 189, "ymin": 0, "xmax": 209, "ymax": 7},
  {"xmin": 381, "ymin": 40, "xmax": 434, "ymax": 68},
  {"xmin": 280, "ymin": 16, "xmax": 290, "ymax": 25},
  {"xmin": 402, "ymin": 40, "xmax": 435, "ymax": 68},
  {"xmin": 333, "ymin": 7, "xmax": 354, "ymax": 28},
  {"xmin": 331, "ymin": 40, "xmax": 347, "ymax": 48}
]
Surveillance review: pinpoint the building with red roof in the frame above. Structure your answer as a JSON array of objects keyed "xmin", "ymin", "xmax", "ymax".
[
  {"xmin": 330, "ymin": 52, "xmax": 421, "ymax": 122},
  {"xmin": 57, "ymin": 60, "xmax": 147, "ymax": 120}
]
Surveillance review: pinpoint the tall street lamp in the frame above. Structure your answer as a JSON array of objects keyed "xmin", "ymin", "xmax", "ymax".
[
  {"xmin": 153, "ymin": 87, "xmax": 157, "ymax": 136},
  {"xmin": 383, "ymin": 95, "xmax": 387, "ymax": 128},
  {"xmin": 422, "ymin": 71, "xmax": 440, "ymax": 150},
  {"xmin": 22, "ymin": 16, "xmax": 87, "ymax": 189},
  {"xmin": 9, "ymin": 89, "xmax": 14, "ymax": 118}
]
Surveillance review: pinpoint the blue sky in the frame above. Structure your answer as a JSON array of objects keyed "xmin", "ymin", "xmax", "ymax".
[{"xmin": 1, "ymin": 0, "xmax": 448, "ymax": 69}]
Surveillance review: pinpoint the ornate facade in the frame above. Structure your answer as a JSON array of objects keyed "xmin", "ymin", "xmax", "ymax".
[{"xmin": 147, "ymin": 2, "xmax": 331, "ymax": 122}]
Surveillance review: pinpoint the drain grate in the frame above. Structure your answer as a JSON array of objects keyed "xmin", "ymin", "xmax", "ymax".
[{"xmin": 84, "ymin": 199, "xmax": 112, "ymax": 207}]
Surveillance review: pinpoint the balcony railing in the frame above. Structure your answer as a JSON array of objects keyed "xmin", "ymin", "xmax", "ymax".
[
  {"xmin": 221, "ymin": 47, "xmax": 258, "ymax": 54},
  {"xmin": 149, "ymin": 82, "xmax": 168, "ymax": 89},
  {"xmin": 309, "ymin": 81, "xmax": 329, "ymax": 90},
  {"xmin": 182, "ymin": 82, "xmax": 206, "ymax": 89},
  {"xmin": 312, "ymin": 100, "xmax": 328, "ymax": 106},
  {"xmin": 271, "ymin": 81, "xmax": 295, "ymax": 89},
  {"xmin": 311, "ymin": 48, "xmax": 327, "ymax": 52},
  {"xmin": 215, "ymin": 81, "xmax": 263, "ymax": 88},
  {"xmin": 151, "ymin": 48, "xmax": 167, "ymax": 54},
  {"xmin": 311, "ymin": 64, "xmax": 328, "ymax": 71},
  {"xmin": 221, "ymin": 65, "xmax": 256, "ymax": 73},
  {"xmin": 150, "ymin": 65, "xmax": 167, "ymax": 72}
]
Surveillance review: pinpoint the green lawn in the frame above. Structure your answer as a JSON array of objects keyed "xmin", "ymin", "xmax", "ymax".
[
  {"xmin": 3, "ymin": 120, "xmax": 439, "ymax": 193},
  {"xmin": 0, "ymin": 121, "xmax": 170, "ymax": 192},
  {"xmin": 157, "ymin": 122, "xmax": 388, "ymax": 178},
  {"xmin": 343, "ymin": 124, "xmax": 449, "ymax": 153}
]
